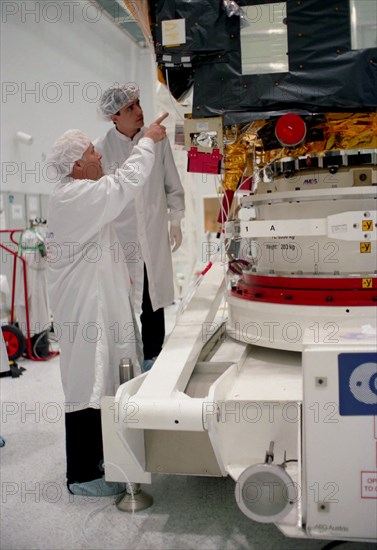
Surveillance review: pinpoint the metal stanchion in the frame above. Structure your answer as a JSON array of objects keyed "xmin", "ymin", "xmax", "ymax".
[
  {"xmin": 115, "ymin": 357, "xmax": 154, "ymax": 512},
  {"xmin": 116, "ymin": 481, "xmax": 154, "ymax": 512}
]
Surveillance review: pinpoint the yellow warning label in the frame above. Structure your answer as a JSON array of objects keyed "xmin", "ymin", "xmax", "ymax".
[
  {"xmin": 362, "ymin": 220, "xmax": 374, "ymax": 231},
  {"xmin": 360, "ymin": 242, "xmax": 371, "ymax": 253},
  {"xmin": 362, "ymin": 278, "xmax": 373, "ymax": 288}
]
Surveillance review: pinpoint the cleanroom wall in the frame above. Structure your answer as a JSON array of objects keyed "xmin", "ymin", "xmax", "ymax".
[
  {"xmin": 0, "ymin": 1, "xmax": 210, "ymax": 293},
  {"xmin": 0, "ymin": 0, "xmax": 156, "ymax": 196}
]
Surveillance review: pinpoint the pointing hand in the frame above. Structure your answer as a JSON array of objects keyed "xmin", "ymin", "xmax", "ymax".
[{"xmin": 144, "ymin": 112, "xmax": 169, "ymax": 143}]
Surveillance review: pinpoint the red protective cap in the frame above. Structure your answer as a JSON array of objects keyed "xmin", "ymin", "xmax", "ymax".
[{"xmin": 275, "ymin": 113, "xmax": 307, "ymax": 147}]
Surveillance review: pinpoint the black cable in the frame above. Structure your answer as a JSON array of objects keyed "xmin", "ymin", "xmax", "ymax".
[
  {"xmin": 321, "ymin": 541, "xmax": 347, "ymax": 550},
  {"xmin": 32, "ymin": 329, "xmax": 50, "ymax": 359},
  {"xmin": 322, "ymin": 543, "xmax": 376, "ymax": 550}
]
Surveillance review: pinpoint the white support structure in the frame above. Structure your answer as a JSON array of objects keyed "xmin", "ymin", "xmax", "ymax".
[
  {"xmin": 134, "ymin": 262, "xmax": 226, "ymax": 398},
  {"xmin": 102, "ymin": 260, "xmax": 377, "ymax": 542},
  {"xmin": 102, "ymin": 161, "xmax": 376, "ymax": 544}
]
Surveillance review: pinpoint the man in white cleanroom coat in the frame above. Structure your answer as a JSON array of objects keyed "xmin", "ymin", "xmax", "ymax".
[
  {"xmin": 95, "ymin": 83, "xmax": 185, "ymax": 371},
  {"xmin": 46, "ymin": 118, "xmax": 167, "ymax": 497}
]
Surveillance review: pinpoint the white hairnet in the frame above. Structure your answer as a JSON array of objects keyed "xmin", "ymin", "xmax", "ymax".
[
  {"xmin": 98, "ymin": 83, "xmax": 140, "ymax": 121},
  {"xmin": 48, "ymin": 129, "xmax": 91, "ymax": 178}
]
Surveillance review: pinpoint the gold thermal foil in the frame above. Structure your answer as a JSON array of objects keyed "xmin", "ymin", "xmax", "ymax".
[
  {"xmin": 222, "ymin": 121, "xmax": 265, "ymax": 190},
  {"xmin": 262, "ymin": 113, "xmax": 375, "ymax": 166},
  {"xmin": 223, "ymin": 141, "xmax": 248, "ymax": 190},
  {"xmin": 323, "ymin": 113, "xmax": 377, "ymax": 150},
  {"xmin": 222, "ymin": 113, "xmax": 377, "ymax": 191}
]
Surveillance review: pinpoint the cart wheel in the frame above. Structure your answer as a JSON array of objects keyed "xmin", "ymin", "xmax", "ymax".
[{"xmin": 1, "ymin": 325, "xmax": 26, "ymax": 361}]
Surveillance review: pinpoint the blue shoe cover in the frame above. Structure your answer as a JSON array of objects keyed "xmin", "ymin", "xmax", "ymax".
[
  {"xmin": 69, "ymin": 477, "xmax": 127, "ymax": 497},
  {"xmin": 142, "ymin": 359, "xmax": 155, "ymax": 372}
]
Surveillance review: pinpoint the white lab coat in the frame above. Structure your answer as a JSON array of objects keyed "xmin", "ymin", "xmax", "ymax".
[
  {"xmin": 94, "ymin": 127, "xmax": 184, "ymax": 313},
  {"xmin": 47, "ymin": 137, "xmax": 156, "ymax": 411}
]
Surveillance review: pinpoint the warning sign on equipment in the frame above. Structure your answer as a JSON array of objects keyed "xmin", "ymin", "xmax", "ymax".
[{"xmin": 361, "ymin": 471, "xmax": 377, "ymax": 499}]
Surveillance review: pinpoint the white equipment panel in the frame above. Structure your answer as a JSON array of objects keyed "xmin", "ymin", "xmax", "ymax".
[{"xmin": 303, "ymin": 332, "xmax": 377, "ymax": 541}]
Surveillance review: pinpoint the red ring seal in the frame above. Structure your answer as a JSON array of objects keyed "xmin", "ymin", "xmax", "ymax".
[{"xmin": 275, "ymin": 113, "xmax": 307, "ymax": 147}]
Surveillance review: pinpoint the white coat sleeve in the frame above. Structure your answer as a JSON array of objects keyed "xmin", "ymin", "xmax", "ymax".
[
  {"xmin": 162, "ymin": 140, "xmax": 185, "ymax": 222},
  {"xmin": 50, "ymin": 138, "xmax": 156, "ymax": 243},
  {"xmin": 98, "ymin": 137, "xmax": 156, "ymax": 226}
]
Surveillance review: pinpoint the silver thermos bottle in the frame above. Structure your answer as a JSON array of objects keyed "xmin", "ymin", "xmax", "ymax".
[{"xmin": 119, "ymin": 357, "xmax": 134, "ymax": 384}]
